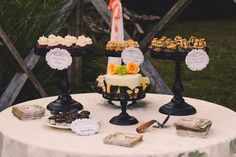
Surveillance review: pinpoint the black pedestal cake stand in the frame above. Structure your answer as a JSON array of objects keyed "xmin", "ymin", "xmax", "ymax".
[
  {"xmin": 34, "ymin": 46, "xmax": 93, "ymax": 112},
  {"xmin": 149, "ymin": 50, "xmax": 197, "ymax": 116},
  {"xmin": 102, "ymin": 93, "xmax": 146, "ymax": 125}
]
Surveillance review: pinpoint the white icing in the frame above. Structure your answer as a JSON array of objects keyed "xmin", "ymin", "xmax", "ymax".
[
  {"xmin": 76, "ymin": 35, "xmax": 92, "ymax": 47},
  {"xmin": 71, "ymin": 119, "xmax": 99, "ymax": 136},
  {"xmin": 65, "ymin": 35, "xmax": 77, "ymax": 43},
  {"xmin": 102, "ymin": 74, "xmax": 142, "ymax": 90},
  {"xmin": 47, "ymin": 39, "xmax": 58, "ymax": 46},
  {"xmin": 37, "ymin": 36, "xmax": 48, "ymax": 45},
  {"xmin": 60, "ymin": 40, "xmax": 73, "ymax": 47},
  {"xmin": 55, "ymin": 36, "xmax": 64, "ymax": 43},
  {"xmin": 48, "ymin": 34, "xmax": 57, "ymax": 39}
]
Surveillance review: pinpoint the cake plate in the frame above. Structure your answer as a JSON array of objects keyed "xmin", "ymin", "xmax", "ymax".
[
  {"xmin": 34, "ymin": 46, "xmax": 93, "ymax": 112},
  {"xmin": 102, "ymin": 93, "xmax": 146, "ymax": 125},
  {"xmin": 149, "ymin": 49, "xmax": 208, "ymax": 116}
]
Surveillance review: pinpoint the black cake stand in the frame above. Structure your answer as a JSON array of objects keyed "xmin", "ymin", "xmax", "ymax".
[
  {"xmin": 102, "ymin": 93, "xmax": 146, "ymax": 125},
  {"xmin": 149, "ymin": 50, "xmax": 199, "ymax": 116},
  {"xmin": 34, "ymin": 46, "xmax": 93, "ymax": 112}
]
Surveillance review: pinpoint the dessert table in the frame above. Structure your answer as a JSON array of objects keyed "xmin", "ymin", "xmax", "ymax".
[{"xmin": 0, "ymin": 93, "xmax": 236, "ymax": 157}]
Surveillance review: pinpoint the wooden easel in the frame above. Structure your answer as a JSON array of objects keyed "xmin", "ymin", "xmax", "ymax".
[{"xmin": 0, "ymin": 0, "xmax": 191, "ymax": 111}]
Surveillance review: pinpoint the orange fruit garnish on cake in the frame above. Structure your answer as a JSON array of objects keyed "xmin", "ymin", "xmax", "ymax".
[
  {"xmin": 108, "ymin": 63, "xmax": 118, "ymax": 74},
  {"xmin": 127, "ymin": 62, "xmax": 140, "ymax": 74}
]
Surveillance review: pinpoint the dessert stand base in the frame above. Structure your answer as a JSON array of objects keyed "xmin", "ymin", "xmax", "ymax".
[
  {"xmin": 47, "ymin": 98, "xmax": 83, "ymax": 112},
  {"xmin": 110, "ymin": 113, "xmax": 138, "ymax": 125},
  {"xmin": 108, "ymin": 100, "xmax": 137, "ymax": 107},
  {"xmin": 159, "ymin": 100, "xmax": 196, "ymax": 116}
]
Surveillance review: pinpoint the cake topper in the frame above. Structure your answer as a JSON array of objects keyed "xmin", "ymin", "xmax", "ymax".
[
  {"xmin": 121, "ymin": 47, "xmax": 144, "ymax": 66},
  {"xmin": 45, "ymin": 48, "xmax": 72, "ymax": 70}
]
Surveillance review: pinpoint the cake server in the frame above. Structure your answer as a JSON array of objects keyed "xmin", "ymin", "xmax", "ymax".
[{"xmin": 136, "ymin": 113, "xmax": 171, "ymax": 133}]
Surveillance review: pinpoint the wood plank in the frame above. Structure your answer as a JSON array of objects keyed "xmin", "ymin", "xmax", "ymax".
[
  {"xmin": 68, "ymin": 0, "xmax": 83, "ymax": 87},
  {"xmin": 0, "ymin": 25, "xmax": 47, "ymax": 97},
  {"xmin": 0, "ymin": 0, "xmax": 79, "ymax": 111},
  {"xmin": 90, "ymin": 0, "xmax": 172, "ymax": 94},
  {"xmin": 140, "ymin": 0, "xmax": 192, "ymax": 48}
]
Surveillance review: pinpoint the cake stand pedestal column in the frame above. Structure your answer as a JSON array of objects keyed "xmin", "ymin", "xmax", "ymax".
[
  {"xmin": 110, "ymin": 99, "xmax": 138, "ymax": 125},
  {"xmin": 47, "ymin": 69, "xmax": 83, "ymax": 112},
  {"xmin": 159, "ymin": 61, "xmax": 196, "ymax": 116},
  {"xmin": 34, "ymin": 45, "xmax": 93, "ymax": 112}
]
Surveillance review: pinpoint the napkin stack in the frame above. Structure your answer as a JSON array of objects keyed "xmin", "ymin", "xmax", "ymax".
[
  {"xmin": 175, "ymin": 118, "xmax": 212, "ymax": 138},
  {"xmin": 12, "ymin": 105, "xmax": 45, "ymax": 120}
]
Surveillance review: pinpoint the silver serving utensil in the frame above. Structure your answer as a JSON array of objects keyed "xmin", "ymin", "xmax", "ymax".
[
  {"xmin": 136, "ymin": 113, "xmax": 171, "ymax": 133},
  {"xmin": 153, "ymin": 113, "xmax": 171, "ymax": 128}
]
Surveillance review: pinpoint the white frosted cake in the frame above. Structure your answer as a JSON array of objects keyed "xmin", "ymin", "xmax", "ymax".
[
  {"xmin": 100, "ymin": 74, "xmax": 141, "ymax": 90},
  {"xmin": 96, "ymin": 62, "xmax": 150, "ymax": 99}
]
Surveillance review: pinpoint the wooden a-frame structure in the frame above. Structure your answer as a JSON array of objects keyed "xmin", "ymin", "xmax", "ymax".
[{"xmin": 0, "ymin": 0, "xmax": 191, "ymax": 111}]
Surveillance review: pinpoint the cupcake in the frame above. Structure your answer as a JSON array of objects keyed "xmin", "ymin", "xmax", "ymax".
[
  {"xmin": 35, "ymin": 36, "xmax": 48, "ymax": 55},
  {"xmin": 46, "ymin": 38, "xmax": 59, "ymax": 51},
  {"xmin": 65, "ymin": 35, "xmax": 77, "ymax": 44},
  {"xmin": 60, "ymin": 39, "xmax": 74, "ymax": 52},
  {"xmin": 75, "ymin": 35, "xmax": 93, "ymax": 50}
]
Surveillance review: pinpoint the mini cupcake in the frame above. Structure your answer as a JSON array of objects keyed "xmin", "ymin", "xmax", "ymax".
[
  {"xmin": 75, "ymin": 35, "xmax": 93, "ymax": 50},
  {"xmin": 35, "ymin": 36, "xmax": 48, "ymax": 55},
  {"xmin": 46, "ymin": 38, "xmax": 59, "ymax": 51},
  {"xmin": 55, "ymin": 36, "xmax": 64, "ymax": 46},
  {"xmin": 65, "ymin": 35, "xmax": 77, "ymax": 44},
  {"xmin": 60, "ymin": 39, "xmax": 74, "ymax": 52}
]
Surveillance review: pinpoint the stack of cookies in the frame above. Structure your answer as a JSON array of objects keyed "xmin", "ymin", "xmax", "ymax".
[
  {"xmin": 48, "ymin": 109, "xmax": 91, "ymax": 126},
  {"xmin": 12, "ymin": 105, "xmax": 45, "ymax": 120}
]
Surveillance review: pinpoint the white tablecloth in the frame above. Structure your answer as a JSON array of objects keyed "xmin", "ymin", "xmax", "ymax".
[{"xmin": 0, "ymin": 93, "xmax": 236, "ymax": 157}]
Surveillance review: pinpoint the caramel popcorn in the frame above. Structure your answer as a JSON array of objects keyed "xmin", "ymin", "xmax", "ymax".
[
  {"xmin": 150, "ymin": 35, "xmax": 207, "ymax": 52},
  {"xmin": 166, "ymin": 41, "xmax": 177, "ymax": 50},
  {"xmin": 193, "ymin": 38, "xmax": 206, "ymax": 49},
  {"xmin": 106, "ymin": 40, "xmax": 139, "ymax": 51}
]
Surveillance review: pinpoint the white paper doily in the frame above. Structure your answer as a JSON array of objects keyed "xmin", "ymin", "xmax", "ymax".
[
  {"xmin": 121, "ymin": 47, "xmax": 144, "ymax": 65},
  {"xmin": 185, "ymin": 49, "xmax": 209, "ymax": 71},
  {"xmin": 46, "ymin": 48, "xmax": 72, "ymax": 70},
  {"xmin": 70, "ymin": 119, "xmax": 99, "ymax": 136}
]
